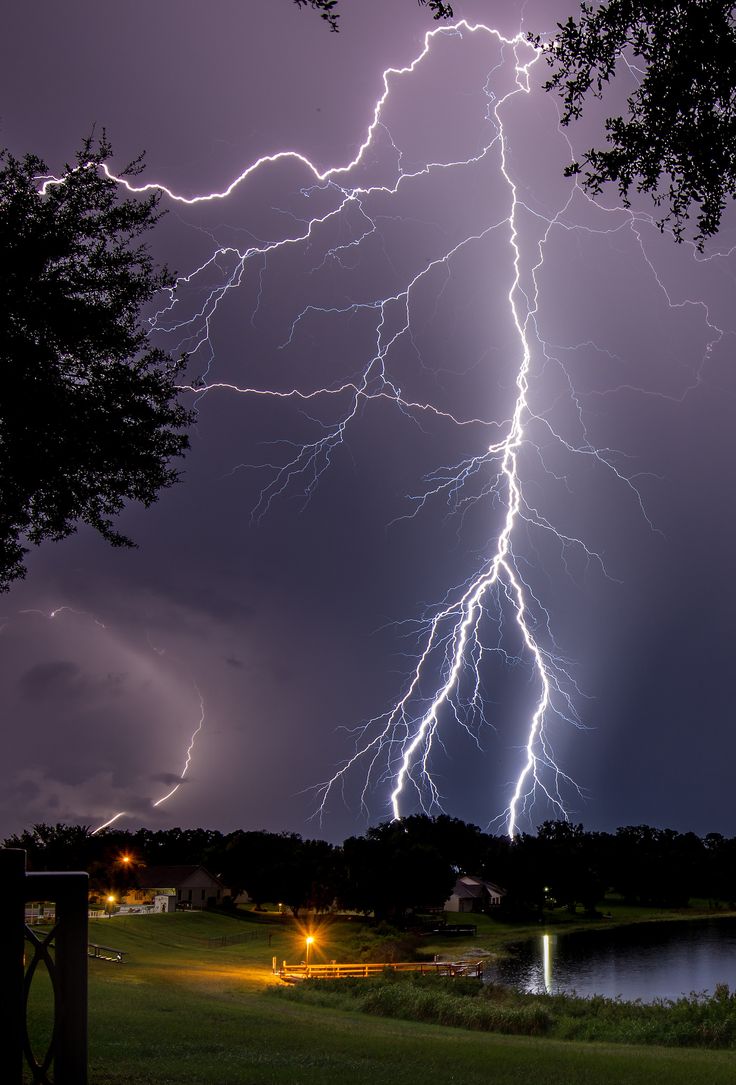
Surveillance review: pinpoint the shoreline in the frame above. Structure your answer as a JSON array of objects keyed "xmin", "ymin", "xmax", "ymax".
[{"xmin": 425, "ymin": 901, "xmax": 736, "ymax": 963}]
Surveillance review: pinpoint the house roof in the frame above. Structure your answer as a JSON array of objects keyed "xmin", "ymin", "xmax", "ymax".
[
  {"xmin": 137, "ymin": 864, "xmax": 223, "ymax": 890},
  {"xmin": 452, "ymin": 875, "xmax": 505, "ymax": 898}
]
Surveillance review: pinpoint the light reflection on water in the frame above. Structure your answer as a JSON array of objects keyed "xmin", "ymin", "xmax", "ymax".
[
  {"xmin": 542, "ymin": 932, "xmax": 552, "ymax": 993},
  {"xmin": 486, "ymin": 919, "xmax": 736, "ymax": 1002}
]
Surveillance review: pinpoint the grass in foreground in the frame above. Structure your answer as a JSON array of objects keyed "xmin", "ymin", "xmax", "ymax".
[
  {"xmin": 22, "ymin": 909, "xmax": 736, "ymax": 1084},
  {"xmin": 86, "ymin": 984, "xmax": 736, "ymax": 1085}
]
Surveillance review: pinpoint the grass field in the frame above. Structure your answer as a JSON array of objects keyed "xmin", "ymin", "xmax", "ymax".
[{"xmin": 23, "ymin": 906, "xmax": 736, "ymax": 1084}]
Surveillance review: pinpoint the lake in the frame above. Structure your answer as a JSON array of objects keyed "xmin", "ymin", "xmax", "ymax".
[{"xmin": 485, "ymin": 918, "xmax": 736, "ymax": 1001}]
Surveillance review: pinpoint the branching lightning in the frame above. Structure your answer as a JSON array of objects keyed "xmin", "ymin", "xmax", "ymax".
[{"xmin": 52, "ymin": 19, "xmax": 726, "ymax": 835}]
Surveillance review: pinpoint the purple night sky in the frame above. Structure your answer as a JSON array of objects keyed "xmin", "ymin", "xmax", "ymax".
[{"xmin": 2, "ymin": 0, "xmax": 736, "ymax": 841}]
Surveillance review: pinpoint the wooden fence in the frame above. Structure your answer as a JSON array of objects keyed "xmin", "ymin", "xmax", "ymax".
[{"xmin": 274, "ymin": 959, "xmax": 484, "ymax": 981}]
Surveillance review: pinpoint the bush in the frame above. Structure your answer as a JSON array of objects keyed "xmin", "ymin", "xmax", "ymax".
[{"xmin": 272, "ymin": 974, "xmax": 736, "ymax": 1049}]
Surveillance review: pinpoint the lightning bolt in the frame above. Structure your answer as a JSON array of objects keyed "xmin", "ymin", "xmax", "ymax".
[
  {"xmin": 10, "ymin": 608, "xmax": 207, "ymax": 833},
  {"xmin": 305, "ymin": 26, "xmax": 586, "ymax": 836},
  {"xmin": 151, "ymin": 685, "xmax": 206, "ymax": 808},
  {"xmin": 95, "ymin": 682, "xmax": 206, "ymax": 833},
  {"xmin": 45, "ymin": 19, "xmax": 727, "ymax": 835}
]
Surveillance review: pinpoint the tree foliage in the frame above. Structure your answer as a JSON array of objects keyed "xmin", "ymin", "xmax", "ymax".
[
  {"xmin": 341, "ymin": 820, "xmax": 455, "ymax": 921},
  {"xmin": 215, "ymin": 829, "xmax": 341, "ymax": 915},
  {"xmin": 292, "ymin": 0, "xmax": 454, "ymax": 34},
  {"xmin": 534, "ymin": 1, "xmax": 736, "ymax": 246},
  {"xmin": 0, "ymin": 135, "xmax": 191, "ymax": 590},
  {"xmin": 4, "ymin": 822, "xmax": 95, "ymax": 871}
]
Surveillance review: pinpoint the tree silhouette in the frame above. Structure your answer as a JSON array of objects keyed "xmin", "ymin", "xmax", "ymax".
[
  {"xmin": 0, "ymin": 135, "xmax": 191, "ymax": 590},
  {"xmin": 533, "ymin": 1, "xmax": 736, "ymax": 246}
]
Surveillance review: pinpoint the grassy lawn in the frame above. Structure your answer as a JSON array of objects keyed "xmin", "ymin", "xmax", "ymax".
[{"xmin": 23, "ymin": 908, "xmax": 736, "ymax": 1084}]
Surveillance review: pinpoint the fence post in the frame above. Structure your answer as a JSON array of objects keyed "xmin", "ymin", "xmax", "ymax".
[
  {"xmin": 0, "ymin": 849, "xmax": 26, "ymax": 1085},
  {"xmin": 54, "ymin": 872, "xmax": 88, "ymax": 1085}
]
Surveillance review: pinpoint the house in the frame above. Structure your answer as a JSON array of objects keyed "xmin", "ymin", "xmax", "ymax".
[
  {"xmin": 444, "ymin": 875, "xmax": 505, "ymax": 913},
  {"xmin": 126, "ymin": 865, "xmax": 228, "ymax": 911}
]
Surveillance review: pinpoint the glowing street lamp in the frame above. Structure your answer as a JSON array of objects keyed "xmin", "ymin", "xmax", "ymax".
[
  {"xmin": 105, "ymin": 894, "xmax": 116, "ymax": 918},
  {"xmin": 305, "ymin": 935, "xmax": 315, "ymax": 970}
]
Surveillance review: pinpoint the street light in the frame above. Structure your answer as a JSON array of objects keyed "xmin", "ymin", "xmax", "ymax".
[
  {"xmin": 106, "ymin": 894, "xmax": 116, "ymax": 918},
  {"xmin": 305, "ymin": 935, "xmax": 315, "ymax": 971}
]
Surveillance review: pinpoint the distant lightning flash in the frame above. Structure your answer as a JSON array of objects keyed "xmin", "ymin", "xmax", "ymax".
[
  {"xmin": 152, "ymin": 685, "xmax": 206, "ymax": 808},
  {"xmin": 13, "ymin": 609, "xmax": 207, "ymax": 833},
  {"xmin": 83, "ymin": 20, "xmax": 723, "ymax": 835},
  {"xmin": 95, "ymin": 682, "xmax": 206, "ymax": 833}
]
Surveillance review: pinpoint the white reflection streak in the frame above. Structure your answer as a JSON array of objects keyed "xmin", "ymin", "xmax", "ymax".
[{"xmin": 542, "ymin": 932, "xmax": 553, "ymax": 993}]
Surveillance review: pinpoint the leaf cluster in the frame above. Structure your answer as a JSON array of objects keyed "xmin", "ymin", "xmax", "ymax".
[
  {"xmin": 292, "ymin": 0, "xmax": 454, "ymax": 34},
  {"xmin": 0, "ymin": 135, "xmax": 191, "ymax": 589},
  {"xmin": 533, "ymin": 1, "xmax": 736, "ymax": 246},
  {"xmin": 293, "ymin": 0, "xmax": 340, "ymax": 32}
]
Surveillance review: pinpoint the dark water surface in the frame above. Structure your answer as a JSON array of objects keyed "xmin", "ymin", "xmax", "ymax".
[{"xmin": 486, "ymin": 919, "xmax": 736, "ymax": 1001}]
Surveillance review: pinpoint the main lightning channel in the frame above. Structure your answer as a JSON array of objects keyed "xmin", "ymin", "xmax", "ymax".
[
  {"xmin": 106, "ymin": 21, "xmax": 603, "ymax": 835},
  {"xmin": 79, "ymin": 18, "xmax": 717, "ymax": 835}
]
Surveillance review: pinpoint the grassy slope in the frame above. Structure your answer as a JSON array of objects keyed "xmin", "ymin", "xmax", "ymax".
[{"xmin": 24, "ymin": 910, "xmax": 736, "ymax": 1085}]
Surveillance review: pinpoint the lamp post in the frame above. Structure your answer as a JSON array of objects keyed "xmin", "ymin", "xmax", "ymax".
[
  {"xmin": 305, "ymin": 935, "xmax": 314, "ymax": 973},
  {"xmin": 105, "ymin": 894, "xmax": 115, "ymax": 918}
]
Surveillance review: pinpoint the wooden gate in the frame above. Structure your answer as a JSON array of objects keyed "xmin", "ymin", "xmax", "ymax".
[{"xmin": 0, "ymin": 848, "xmax": 88, "ymax": 1084}]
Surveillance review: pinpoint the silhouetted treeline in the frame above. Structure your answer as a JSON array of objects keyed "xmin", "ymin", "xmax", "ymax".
[{"xmin": 6, "ymin": 816, "xmax": 736, "ymax": 919}]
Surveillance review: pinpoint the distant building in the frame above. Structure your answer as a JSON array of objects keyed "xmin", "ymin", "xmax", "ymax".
[
  {"xmin": 127, "ymin": 865, "xmax": 228, "ymax": 910},
  {"xmin": 444, "ymin": 875, "xmax": 505, "ymax": 913}
]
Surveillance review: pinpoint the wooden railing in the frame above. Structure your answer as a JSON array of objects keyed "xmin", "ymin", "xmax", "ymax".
[
  {"xmin": 88, "ymin": 942, "xmax": 126, "ymax": 963},
  {"xmin": 275, "ymin": 959, "xmax": 484, "ymax": 980}
]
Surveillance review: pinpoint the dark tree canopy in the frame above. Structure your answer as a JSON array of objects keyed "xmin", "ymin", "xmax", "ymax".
[
  {"xmin": 293, "ymin": 0, "xmax": 454, "ymax": 33},
  {"xmin": 7, "ymin": 817, "xmax": 736, "ymax": 914},
  {"xmin": 535, "ymin": 1, "xmax": 736, "ymax": 246},
  {"xmin": 0, "ymin": 136, "xmax": 191, "ymax": 590},
  {"xmin": 341, "ymin": 819, "xmax": 455, "ymax": 921}
]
